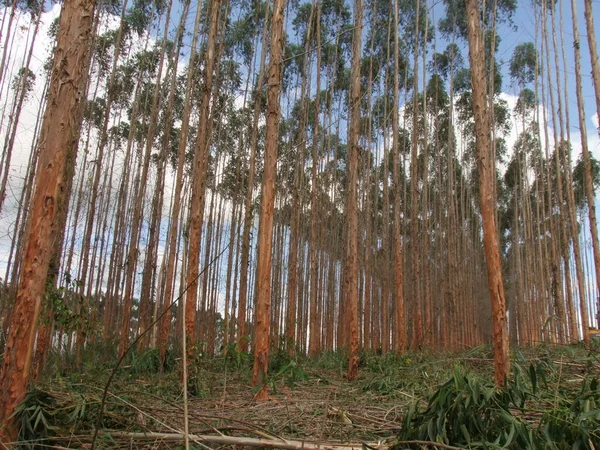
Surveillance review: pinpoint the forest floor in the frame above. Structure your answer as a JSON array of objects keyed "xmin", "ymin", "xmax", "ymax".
[{"xmin": 14, "ymin": 342, "xmax": 600, "ymax": 449}]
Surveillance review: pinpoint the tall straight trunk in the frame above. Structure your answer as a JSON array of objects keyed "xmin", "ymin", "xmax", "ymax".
[
  {"xmin": 184, "ymin": 0, "xmax": 222, "ymax": 348},
  {"xmin": 286, "ymin": 1, "xmax": 315, "ymax": 355},
  {"xmin": 102, "ymin": 130, "xmax": 136, "ymax": 340},
  {"xmin": 136, "ymin": 0, "xmax": 185, "ymax": 350},
  {"xmin": 420, "ymin": 12, "xmax": 431, "ymax": 348},
  {"xmin": 238, "ymin": 3, "xmax": 270, "ymax": 352},
  {"xmin": 410, "ymin": 0, "xmax": 422, "ymax": 348},
  {"xmin": 33, "ymin": 85, "xmax": 83, "ymax": 378},
  {"xmin": 90, "ymin": 45, "xmax": 147, "ymax": 356},
  {"xmin": 548, "ymin": 0, "xmax": 582, "ymax": 341},
  {"xmin": 540, "ymin": 10, "xmax": 568, "ymax": 342},
  {"xmin": 157, "ymin": 1, "xmax": 204, "ymax": 366},
  {"xmin": 118, "ymin": 3, "xmax": 172, "ymax": 357},
  {"xmin": 345, "ymin": 0, "xmax": 362, "ymax": 381},
  {"xmin": 465, "ymin": 0, "xmax": 510, "ymax": 385},
  {"xmin": 362, "ymin": 0, "xmax": 377, "ymax": 351},
  {"xmin": 199, "ymin": 187, "xmax": 217, "ymax": 343},
  {"xmin": 380, "ymin": 11, "xmax": 393, "ymax": 353},
  {"xmin": 531, "ymin": 8, "xmax": 552, "ymax": 344},
  {"xmin": 77, "ymin": 0, "xmax": 129, "ymax": 303},
  {"xmin": 392, "ymin": 0, "xmax": 406, "ymax": 354},
  {"xmin": 560, "ymin": 0, "xmax": 588, "ymax": 340},
  {"xmin": 308, "ymin": 0, "xmax": 322, "ymax": 356},
  {"xmin": 223, "ymin": 199, "xmax": 238, "ymax": 348},
  {"xmin": 581, "ymin": 0, "xmax": 600, "ymax": 325},
  {"xmin": 0, "ymin": 0, "xmax": 95, "ymax": 438},
  {"xmin": 252, "ymin": 0, "xmax": 285, "ymax": 394}
]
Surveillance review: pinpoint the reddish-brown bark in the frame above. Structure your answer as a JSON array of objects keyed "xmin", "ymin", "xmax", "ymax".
[
  {"xmin": 252, "ymin": 0, "xmax": 285, "ymax": 395},
  {"xmin": 345, "ymin": 0, "xmax": 362, "ymax": 382},
  {"xmin": 465, "ymin": 0, "xmax": 510, "ymax": 386},
  {"xmin": 0, "ymin": 0, "xmax": 95, "ymax": 440}
]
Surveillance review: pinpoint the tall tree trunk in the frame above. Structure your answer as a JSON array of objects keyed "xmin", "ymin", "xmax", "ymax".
[
  {"xmin": 118, "ymin": 2, "xmax": 170, "ymax": 357},
  {"xmin": 392, "ymin": 0, "xmax": 406, "ymax": 354},
  {"xmin": 184, "ymin": 0, "xmax": 222, "ymax": 349},
  {"xmin": 582, "ymin": 0, "xmax": 600, "ymax": 326},
  {"xmin": 157, "ymin": 1, "xmax": 204, "ymax": 367},
  {"xmin": 238, "ymin": 3, "xmax": 270, "ymax": 352},
  {"xmin": 345, "ymin": 0, "xmax": 362, "ymax": 381},
  {"xmin": 286, "ymin": 1, "xmax": 315, "ymax": 355},
  {"xmin": 560, "ymin": 0, "xmax": 588, "ymax": 341},
  {"xmin": 410, "ymin": 0, "xmax": 422, "ymax": 348},
  {"xmin": 77, "ymin": 0, "xmax": 129, "ymax": 312},
  {"xmin": 0, "ymin": 0, "xmax": 95, "ymax": 438},
  {"xmin": 136, "ymin": 0, "xmax": 184, "ymax": 351},
  {"xmin": 252, "ymin": 0, "xmax": 285, "ymax": 395},
  {"xmin": 308, "ymin": 0, "xmax": 322, "ymax": 357},
  {"xmin": 465, "ymin": 0, "xmax": 510, "ymax": 385}
]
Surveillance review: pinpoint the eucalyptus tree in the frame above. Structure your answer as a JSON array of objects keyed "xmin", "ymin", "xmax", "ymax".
[
  {"xmin": 408, "ymin": 0, "xmax": 423, "ymax": 348},
  {"xmin": 344, "ymin": 0, "xmax": 362, "ymax": 380},
  {"xmin": 184, "ymin": 0, "xmax": 223, "ymax": 350},
  {"xmin": 118, "ymin": 27, "xmax": 174, "ymax": 355},
  {"xmin": 87, "ymin": 28, "xmax": 159, "ymax": 356},
  {"xmin": 252, "ymin": 0, "xmax": 285, "ymax": 395},
  {"xmin": 237, "ymin": 0, "xmax": 270, "ymax": 353},
  {"xmin": 76, "ymin": 0, "xmax": 134, "ymax": 327},
  {"xmin": 557, "ymin": 0, "xmax": 592, "ymax": 343},
  {"xmin": 138, "ymin": 0, "xmax": 191, "ymax": 350},
  {"xmin": 308, "ymin": 0, "xmax": 337, "ymax": 356},
  {"xmin": 359, "ymin": 0, "xmax": 380, "ymax": 351},
  {"xmin": 391, "ymin": 0, "xmax": 406, "ymax": 353},
  {"xmin": 575, "ymin": 0, "xmax": 600, "ymax": 327},
  {"xmin": 541, "ymin": 1, "xmax": 576, "ymax": 342},
  {"xmin": 465, "ymin": 0, "xmax": 509, "ymax": 385},
  {"xmin": 0, "ymin": 0, "xmax": 96, "ymax": 438},
  {"xmin": 284, "ymin": 0, "xmax": 317, "ymax": 355},
  {"xmin": 429, "ymin": 41, "xmax": 463, "ymax": 347},
  {"xmin": 157, "ymin": 0, "xmax": 206, "ymax": 367},
  {"xmin": 506, "ymin": 42, "xmax": 544, "ymax": 343}
]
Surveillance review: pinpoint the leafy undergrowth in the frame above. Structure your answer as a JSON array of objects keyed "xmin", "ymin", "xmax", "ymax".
[{"xmin": 13, "ymin": 342, "xmax": 600, "ymax": 449}]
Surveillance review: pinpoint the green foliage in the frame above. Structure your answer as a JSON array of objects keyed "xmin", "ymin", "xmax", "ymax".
[
  {"xmin": 398, "ymin": 365, "xmax": 600, "ymax": 449},
  {"xmin": 15, "ymin": 389, "xmax": 56, "ymax": 444},
  {"xmin": 126, "ymin": 348, "xmax": 164, "ymax": 375},
  {"xmin": 540, "ymin": 378, "xmax": 600, "ymax": 448},
  {"xmin": 509, "ymin": 42, "xmax": 538, "ymax": 86},
  {"xmin": 573, "ymin": 153, "xmax": 600, "ymax": 210},
  {"xmin": 41, "ymin": 274, "xmax": 99, "ymax": 342},
  {"xmin": 361, "ymin": 375, "xmax": 406, "ymax": 394},
  {"xmin": 439, "ymin": 0, "xmax": 516, "ymax": 40},
  {"xmin": 397, "ymin": 366, "xmax": 537, "ymax": 448},
  {"xmin": 14, "ymin": 385, "xmax": 141, "ymax": 446},
  {"xmin": 268, "ymin": 346, "xmax": 294, "ymax": 374},
  {"xmin": 223, "ymin": 342, "xmax": 251, "ymax": 370},
  {"xmin": 187, "ymin": 343, "xmax": 212, "ymax": 398},
  {"xmin": 15, "ymin": 388, "xmax": 102, "ymax": 446},
  {"xmin": 11, "ymin": 67, "xmax": 36, "ymax": 102}
]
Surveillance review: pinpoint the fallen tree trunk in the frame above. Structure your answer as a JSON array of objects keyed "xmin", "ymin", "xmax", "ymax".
[{"xmin": 99, "ymin": 431, "xmax": 389, "ymax": 450}]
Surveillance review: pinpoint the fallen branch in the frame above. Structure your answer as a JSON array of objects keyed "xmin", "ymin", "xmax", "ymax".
[
  {"xmin": 394, "ymin": 441, "xmax": 464, "ymax": 450},
  {"xmin": 100, "ymin": 431, "xmax": 389, "ymax": 450}
]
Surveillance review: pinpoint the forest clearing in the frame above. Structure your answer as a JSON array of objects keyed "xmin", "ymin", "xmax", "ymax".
[{"xmin": 2, "ymin": 0, "xmax": 600, "ymax": 447}]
